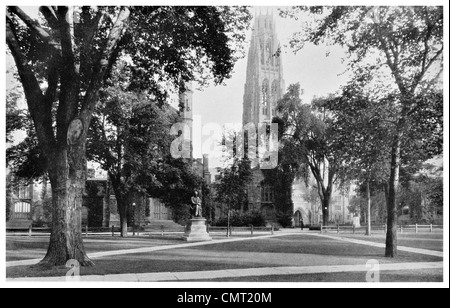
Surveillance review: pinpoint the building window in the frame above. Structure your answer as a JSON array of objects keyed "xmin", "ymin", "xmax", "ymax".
[
  {"xmin": 261, "ymin": 185, "xmax": 274, "ymax": 203},
  {"xmin": 271, "ymin": 80, "xmax": 279, "ymax": 102},
  {"xmin": 266, "ymin": 39, "xmax": 272, "ymax": 65},
  {"xmin": 18, "ymin": 185, "xmax": 30, "ymax": 199},
  {"xmin": 261, "ymin": 79, "xmax": 269, "ymax": 115},
  {"xmin": 14, "ymin": 202, "xmax": 30, "ymax": 213}
]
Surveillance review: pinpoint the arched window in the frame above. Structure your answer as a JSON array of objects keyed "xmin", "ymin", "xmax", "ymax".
[
  {"xmin": 260, "ymin": 40, "xmax": 265, "ymax": 65},
  {"xmin": 14, "ymin": 201, "xmax": 30, "ymax": 213},
  {"xmin": 271, "ymin": 80, "xmax": 279, "ymax": 103},
  {"xmin": 265, "ymin": 39, "xmax": 272, "ymax": 65}
]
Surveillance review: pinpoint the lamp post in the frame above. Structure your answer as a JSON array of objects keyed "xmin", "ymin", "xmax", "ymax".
[
  {"xmin": 226, "ymin": 205, "xmax": 231, "ymax": 238},
  {"xmin": 132, "ymin": 202, "xmax": 136, "ymax": 236},
  {"xmin": 362, "ymin": 169, "xmax": 371, "ymax": 236}
]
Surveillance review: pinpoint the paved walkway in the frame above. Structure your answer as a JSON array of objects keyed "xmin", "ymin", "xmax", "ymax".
[
  {"xmin": 309, "ymin": 233, "xmax": 443, "ymax": 257},
  {"xmin": 7, "ymin": 262, "xmax": 443, "ymax": 282}
]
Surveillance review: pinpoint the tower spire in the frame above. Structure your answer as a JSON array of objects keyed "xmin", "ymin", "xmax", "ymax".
[
  {"xmin": 180, "ymin": 82, "xmax": 194, "ymax": 160},
  {"xmin": 242, "ymin": 11, "xmax": 285, "ymax": 127}
]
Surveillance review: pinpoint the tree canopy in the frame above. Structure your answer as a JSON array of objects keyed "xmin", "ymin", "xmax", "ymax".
[
  {"xmin": 281, "ymin": 6, "xmax": 443, "ymax": 257},
  {"xmin": 6, "ymin": 5, "xmax": 252, "ymax": 266}
]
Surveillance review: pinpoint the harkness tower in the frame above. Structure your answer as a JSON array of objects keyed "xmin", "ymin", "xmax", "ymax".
[{"xmin": 242, "ymin": 11, "xmax": 285, "ymax": 127}]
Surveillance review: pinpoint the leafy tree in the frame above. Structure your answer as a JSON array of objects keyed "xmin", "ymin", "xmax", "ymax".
[
  {"xmin": 398, "ymin": 170, "xmax": 443, "ymax": 224},
  {"xmin": 302, "ymin": 184, "xmax": 322, "ymax": 225},
  {"xmin": 6, "ymin": 80, "xmax": 26, "ymax": 144},
  {"xmin": 87, "ymin": 63, "xmax": 179, "ymax": 236},
  {"xmin": 6, "ymin": 173, "xmax": 14, "ymax": 222},
  {"xmin": 6, "ymin": 5, "xmax": 251, "ymax": 266},
  {"xmin": 214, "ymin": 157, "xmax": 253, "ymax": 216},
  {"xmin": 276, "ymin": 83, "xmax": 345, "ymax": 225},
  {"xmin": 317, "ymin": 84, "xmax": 394, "ymax": 234},
  {"xmin": 160, "ymin": 159, "xmax": 205, "ymax": 224},
  {"xmin": 282, "ymin": 6, "xmax": 443, "ymax": 257}
]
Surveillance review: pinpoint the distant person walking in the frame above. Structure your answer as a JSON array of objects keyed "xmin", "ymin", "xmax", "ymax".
[{"xmin": 300, "ymin": 218, "xmax": 304, "ymax": 231}]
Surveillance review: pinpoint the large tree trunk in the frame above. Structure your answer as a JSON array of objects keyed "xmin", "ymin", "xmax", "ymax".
[
  {"xmin": 385, "ymin": 134, "xmax": 401, "ymax": 258},
  {"xmin": 108, "ymin": 173, "xmax": 128, "ymax": 237},
  {"xmin": 119, "ymin": 208, "xmax": 129, "ymax": 238},
  {"xmin": 321, "ymin": 195, "xmax": 330, "ymax": 226},
  {"xmin": 111, "ymin": 182, "xmax": 129, "ymax": 238},
  {"xmin": 38, "ymin": 147, "xmax": 93, "ymax": 267}
]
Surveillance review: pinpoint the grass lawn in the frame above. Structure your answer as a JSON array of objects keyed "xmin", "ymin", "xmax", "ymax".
[
  {"xmin": 323, "ymin": 233, "xmax": 444, "ymax": 252},
  {"xmin": 6, "ymin": 235, "xmax": 183, "ymax": 261},
  {"xmin": 6, "ymin": 234, "xmax": 443, "ymax": 280}
]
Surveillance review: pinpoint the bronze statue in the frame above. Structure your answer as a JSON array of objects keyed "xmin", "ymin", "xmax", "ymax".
[{"xmin": 190, "ymin": 191, "xmax": 202, "ymax": 218}]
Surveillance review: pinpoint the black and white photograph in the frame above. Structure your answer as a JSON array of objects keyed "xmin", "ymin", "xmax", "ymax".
[{"xmin": 2, "ymin": 0, "xmax": 448, "ymax": 291}]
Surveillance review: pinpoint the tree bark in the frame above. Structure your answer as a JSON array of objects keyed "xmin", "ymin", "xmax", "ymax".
[
  {"xmin": 321, "ymin": 194, "xmax": 330, "ymax": 226},
  {"xmin": 119, "ymin": 207, "xmax": 128, "ymax": 238},
  {"xmin": 109, "ymin": 177, "xmax": 129, "ymax": 238},
  {"xmin": 38, "ymin": 146, "xmax": 94, "ymax": 267},
  {"xmin": 385, "ymin": 134, "xmax": 401, "ymax": 258}
]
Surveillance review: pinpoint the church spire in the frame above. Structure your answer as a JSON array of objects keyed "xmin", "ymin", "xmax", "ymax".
[
  {"xmin": 242, "ymin": 12, "xmax": 285, "ymax": 127},
  {"xmin": 180, "ymin": 82, "xmax": 194, "ymax": 159}
]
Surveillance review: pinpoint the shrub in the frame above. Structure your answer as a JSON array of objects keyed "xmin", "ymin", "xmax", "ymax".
[
  {"xmin": 276, "ymin": 212, "xmax": 293, "ymax": 228},
  {"xmin": 213, "ymin": 210, "xmax": 266, "ymax": 227}
]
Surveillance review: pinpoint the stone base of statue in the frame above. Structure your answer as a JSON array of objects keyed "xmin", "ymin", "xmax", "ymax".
[
  {"xmin": 183, "ymin": 217, "xmax": 212, "ymax": 242},
  {"xmin": 352, "ymin": 216, "xmax": 361, "ymax": 228}
]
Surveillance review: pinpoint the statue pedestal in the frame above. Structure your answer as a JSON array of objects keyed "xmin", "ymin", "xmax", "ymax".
[
  {"xmin": 183, "ymin": 217, "xmax": 212, "ymax": 242},
  {"xmin": 352, "ymin": 216, "xmax": 361, "ymax": 228}
]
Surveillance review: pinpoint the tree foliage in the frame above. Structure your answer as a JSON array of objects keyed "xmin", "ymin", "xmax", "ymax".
[
  {"xmin": 6, "ymin": 5, "xmax": 251, "ymax": 266},
  {"xmin": 275, "ymin": 83, "xmax": 346, "ymax": 225},
  {"xmin": 214, "ymin": 157, "xmax": 253, "ymax": 214},
  {"xmin": 281, "ymin": 5, "xmax": 443, "ymax": 257}
]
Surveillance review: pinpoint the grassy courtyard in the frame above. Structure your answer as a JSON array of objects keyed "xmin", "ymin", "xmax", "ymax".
[{"xmin": 6, "ymin": 231, "xmax": 444, "ymax": 282}]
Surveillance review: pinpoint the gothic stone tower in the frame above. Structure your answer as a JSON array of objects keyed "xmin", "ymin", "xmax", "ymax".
[
  {"xmin": 242, "ymin": 12, "xmax": 285, "ymax": 218},
  {"xmin": 179, "ymin": 83, "xmax": 194, "ymax": 159},
  {"xmin": 243, "ymin": 12, "xmax": 285, "ymax": 127}
]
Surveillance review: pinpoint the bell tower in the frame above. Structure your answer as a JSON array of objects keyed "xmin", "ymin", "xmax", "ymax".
[
  {"xmin": 242, "ymin": 11, "xmax": 285, "ymax": 127},
  {"xmin": 180, "ymin": 82, "xmax": 194, "ymax": 159}
]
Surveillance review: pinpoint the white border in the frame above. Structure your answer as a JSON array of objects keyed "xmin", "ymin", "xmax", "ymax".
[{"xmin": 1, "ymin": 0, "xmax": 448, "ymax": 289}]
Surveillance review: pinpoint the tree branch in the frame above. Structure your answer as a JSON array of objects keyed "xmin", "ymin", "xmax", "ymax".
[
  {"xmin": 44, "ymin": 56, "xmax": 59, "ymax": 103},
  {"xmin": 57, "ymin": 6, "xmax": 79, "ymax": 75},
  {"xmin": 6, "ymin": 17, "xmax": 56, "ymax": 152},
  {"xmin": 6, "ymin": 18, "xmax": 44, "ymax": 108},
  {"xmin": 378, "ymin": 31, "xmax": 409, "ymax": 96},
  {"xmin": 80, "ymin": 8, "xmax": 104, "ymax": 79},
  {"xmin": 9, "ymin": 6, "xmax": 52, "ymax": 42},
  {"xmin": 413, "ymin": 45, "xmax": 443, "ymax": 92},
  {"xmin": 80, "ymin": 7, "xmax": 130, "ymax": 125},
  {"xmin": 39, "ymin": 6, "xmax": 59, "ymax": 29},
  {"xmin": 55, "ymin": 6, "xmax": 81, "ymax": 146}
]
